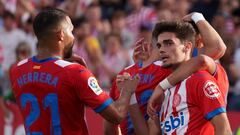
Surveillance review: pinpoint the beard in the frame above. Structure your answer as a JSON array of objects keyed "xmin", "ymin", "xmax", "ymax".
[{"xmin": 64, "ymin": 43, "xmax": 74, "ymax": 59}]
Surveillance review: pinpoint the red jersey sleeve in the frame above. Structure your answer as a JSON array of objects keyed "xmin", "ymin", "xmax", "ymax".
[
  {"xmin": 71, "ymin": 65, "xmax": 113, "ymax": 113},
  {"xmin": 189, "ymin": 72, "xmax": 226, "ymax": 120},
  {"xmin": 213, "ymin": 63, "xmax": 229, "ymax": 103}
]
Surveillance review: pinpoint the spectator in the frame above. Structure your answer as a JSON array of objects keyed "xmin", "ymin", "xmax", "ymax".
[
  {"xmin": 22, "ymin": 16, "xmax": 37, "ymax": 55},
  {"xmin": 85, "ymin": 3, "xmax": 110, "ymax": 41},
  {"xmin": 72, "ymin": 16, "xmax": 103, "ymax": 77},
  {"xmin": 110, "ymin": 10, "xmax": 134, "ymax": 49},
  {"xmin": 58, "ymin": 0, "xmax": 95, "ymax": 18},
  {"xmin": 0, "ymin": 10, "xmax": 26, "ymax": 73},
  {"xmin": 99, "ymin": 33, "xmax": 130, "ymax": 89},
  {"xmin": 125, "ymin": 0, "xmax": 156, "ymax": 40}
]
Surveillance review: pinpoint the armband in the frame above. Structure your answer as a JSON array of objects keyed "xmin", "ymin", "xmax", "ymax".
[
  {"xmin": 158, "ymin": 78, "xmax": 173, "ymax": 90},
  {"xmin": 191, "ymin": 13, "xmax": 205, "ymax": 24}
]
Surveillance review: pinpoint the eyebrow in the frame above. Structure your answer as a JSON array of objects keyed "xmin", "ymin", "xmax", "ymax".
[{"xmin": 162, "ymin": 39, "xmax": 174, "ymax": 44}]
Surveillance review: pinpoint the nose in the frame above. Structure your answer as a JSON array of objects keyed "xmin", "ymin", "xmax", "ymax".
[{"xmin": 158, "ymin": 45, "xmax": 165, "ymax": 55}]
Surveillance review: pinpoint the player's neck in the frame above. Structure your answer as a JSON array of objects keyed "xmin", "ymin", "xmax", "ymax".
[
  {"xmin": 142, "ymin": 58, "xmax": 154, "ymax": 68},
  {"xmin": 36, "ymin": 41, "xmax": 63, "ymax": 60},
  {"xmin": 37, "ymin": 48, "xmax": 62, "ymax": 60},
  {"xmin": 141, "ymin": 52, "xmax": 159, "ymax": 67}
]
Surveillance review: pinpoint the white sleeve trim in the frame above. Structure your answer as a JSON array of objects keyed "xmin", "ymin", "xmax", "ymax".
[
  {"xmin": 17, "ymin": 59, "xmax": 28, "ymax": 66},
  {"xmin": 54, "ymin": 60, "xmax": 74, "ymax": 68}
]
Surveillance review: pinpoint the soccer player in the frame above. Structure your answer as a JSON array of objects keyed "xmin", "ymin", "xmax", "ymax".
[
  {"xmin": 104, "ymin": 12, "xmax": 229, "ymax": 135},
  {"xmin": 9, "ymin": 9, "xmax": 140, "ymax": 135},
  {"xmin": 103, "ymin": 40, "xmax": 172, "ymax": 135},
  {"xmin": 148, "ymin": 21, "xmax": 232, "ymax": 134}
]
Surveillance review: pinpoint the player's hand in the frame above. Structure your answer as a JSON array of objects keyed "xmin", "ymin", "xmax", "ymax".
[
  {"xmin": 133, "ymin": 38, "xmax": 151, "ymax": 63},
  {"xmin": 65, "ymin": 54, "xmax": 87, "ymax": 67},
  {"xmin": 116, "ymin": 72, "xmax": 131, "ymax": 91},
  {"xmin": 147, "ymin": 85, "xmax": 164, "ymax": 120},
  {"xmin": 116, "ymin": 72, "xmax": 140, "ymax": 94}
]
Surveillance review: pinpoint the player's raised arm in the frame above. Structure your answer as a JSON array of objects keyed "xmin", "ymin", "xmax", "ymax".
[
  {"xmin": 163, "ymin": 54, "xmax": 216, "ymax": 88},
  {"xmin": 183, "ymin": 12, "xmax": 226, "ymax": 60}
]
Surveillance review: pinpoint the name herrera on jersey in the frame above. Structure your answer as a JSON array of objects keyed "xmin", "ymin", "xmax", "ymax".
[{"xmin": 17, "ymin": 72, "xmax": 58, "ymax": 88}]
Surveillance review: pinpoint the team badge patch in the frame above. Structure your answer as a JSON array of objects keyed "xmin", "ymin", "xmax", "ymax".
[
  {"xmin": 88, "ymin": 77, "xmax": 103, "ymax": 95},
  {"xmin": 203, "ymin": 81, "xmax": 220, "ymax": 99}
]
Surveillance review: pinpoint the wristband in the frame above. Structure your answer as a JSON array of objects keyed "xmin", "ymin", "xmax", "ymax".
[
  {"xmin": 159, "ymin": 78, "xmax": 173, "ymax": 90},
  {"xmin": 191, "ymin": 13, "xmax": 205, "ymax": 24},
  {"xmin": 130, "ymin": 93, "xmax": 137, "ymax": 105}
]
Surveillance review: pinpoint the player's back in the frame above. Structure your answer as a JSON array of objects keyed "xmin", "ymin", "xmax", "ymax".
[{"xmin": 10, "ymin": 56, "xmax": 94, "ymax": 135}]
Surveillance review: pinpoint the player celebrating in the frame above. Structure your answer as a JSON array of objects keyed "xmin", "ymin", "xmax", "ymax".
[
  {"xmin": 148, "ymin": 21, "xmax": 232, "ymax": 134},
  {"xmin": 104, "ymin": 12, "xmax": 230, "ymax": 135},
  {"xmin": 9, "ymin": 9, "xmax": 140, "ymax": 135}
]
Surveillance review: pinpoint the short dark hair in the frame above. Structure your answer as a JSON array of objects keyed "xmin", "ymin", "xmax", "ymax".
[
  {"xmin": 33, "ymin": 8, "xmax": 68, "ymax": 39},
  {"xmin": 152, "ymin": 21, "xmax": 196, "ymax": 44}
]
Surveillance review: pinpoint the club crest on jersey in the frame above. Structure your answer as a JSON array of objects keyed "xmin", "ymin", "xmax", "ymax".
[
  {"xmin": 88, "ymin": 77, "xmax": 102, "ymax": 95},
  {"xmin": 203, "ymin": 81, "xmax": 220, "ymax": 99}
]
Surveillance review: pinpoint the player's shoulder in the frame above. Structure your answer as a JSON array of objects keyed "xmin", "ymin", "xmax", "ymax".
[
  {"xmin": 188, "ymin": 70, "xmax": 216, "ymax": 83},
  {"xmin": 120, "ymin": 63, "xmax": 138, "ymax": 74},
  {"xmin": 123, "ymin": 63, "xmax": 136, "ymax": 70},
  {"xmin": 151, "ymin": 61, "xmax": 171, "ymax": 73},
  {"xmin": 11, "ymin": 58, "xmax": 30, "ymax": 72},
  {"xmin": 54, "ymin": 59, "xmax": 89, "ymax": 73},
  {"xmin": 54, "ymin": 59, "xmax": 76, "ymax": 68}
]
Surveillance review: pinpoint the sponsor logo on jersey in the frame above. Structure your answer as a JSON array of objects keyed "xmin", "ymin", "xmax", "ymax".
[
  {"xmin": 203, "ymin": 81, "xmax": 220, "ymax": 99},
  {"xmin": 88, "ymin": 77, "xmax": 102, "ymax": 95},
  {"xmin": 161, "ymin": 112, "xmax": 185, "ymax": 133}
]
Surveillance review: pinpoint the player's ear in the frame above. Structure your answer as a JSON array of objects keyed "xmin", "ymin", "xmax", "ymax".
[
  {"xmin": 183, "ymin": 42, "xmax": 193, "ymax": 53},
  {"xmin": 56, "ymin": 30, "xmax": 64, "ymax": 41},
  {"xmin": 195, "ymin": 35, "xmax": 203, "ymax": 48}
]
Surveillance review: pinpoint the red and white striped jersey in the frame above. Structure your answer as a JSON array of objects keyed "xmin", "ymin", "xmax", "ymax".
[{"xmin": 160, "ymin": 71, "xmax": 226, "ymax": 135}]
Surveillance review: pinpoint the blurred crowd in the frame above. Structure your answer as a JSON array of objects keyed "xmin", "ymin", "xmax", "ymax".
[{"xmin": 0, "ymin": 0, "xmax": 240, "ymax": 111}]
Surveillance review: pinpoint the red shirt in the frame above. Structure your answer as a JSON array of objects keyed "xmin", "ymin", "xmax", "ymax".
[
  {"xmin": 213, "ymin": 63, "xmax": 229, "ymax": 103},
  {"xmin": 160, "ymin": 71, "xmax": 226, "ymax": 135},
  {"xmin": 110, "ymin": 61, "xmax": 171, "ymax": 135},
  {"xmin": 10, "ymin": 56, "xmax": 112, "ymax": 135}
]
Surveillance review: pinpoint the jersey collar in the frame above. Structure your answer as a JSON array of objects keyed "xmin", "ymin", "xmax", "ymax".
[{"xmin": 32, "ymin": 56, "xmax": 60, "ymax": 63}]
